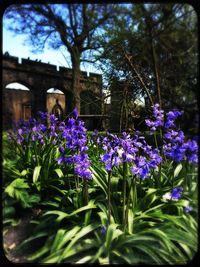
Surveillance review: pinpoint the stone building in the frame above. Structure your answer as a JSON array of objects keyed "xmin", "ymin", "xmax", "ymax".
[{"xmin": 2, "ymin": 53, "xmax": 103, "ymax": 130}]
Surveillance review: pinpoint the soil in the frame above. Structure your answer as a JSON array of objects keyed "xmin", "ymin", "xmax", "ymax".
[{"xmin": 3, "ymin": 208, "xmax": 43, "ymax": 263}]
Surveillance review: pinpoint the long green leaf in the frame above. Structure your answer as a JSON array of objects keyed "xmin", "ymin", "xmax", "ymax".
[
  {"xmin": 54, "ymin": 168, "xmax": 64, "ymax": 178},
  {"xmin": 60, "ymin": 224, "xmax": 99, "ymax": 261},
  {"xmin": 43, "ymin": 200, "xmax": 96, "ymax": 222},
  {"xmin": 33, "ymin": 166, "xmax": 41, "ymax": 183},
  {"xmin": 56, "ymin": 226, "xmax": 80, "ymax": 250},
  {"xmin": 174, "ymin": 163, "xmax": 182, "ymax": 178},
  {"xmin": 51, "ymin": 229, "xmax": 66, "ymax": 253},
  {"xmin": 90, "ymin": 166, "xmax": 108, "ymax": 196}
]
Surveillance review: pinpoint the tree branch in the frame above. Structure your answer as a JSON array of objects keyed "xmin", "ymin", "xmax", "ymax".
[{"xmin": 122, "ymin": 48, "xmax": 154, "ymax": 106}]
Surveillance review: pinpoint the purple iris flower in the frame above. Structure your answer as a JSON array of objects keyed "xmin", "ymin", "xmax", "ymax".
[
  {"xmin": 183, "ymin": 139, "xmax": 198, "ymax": 165},
  {"xmin": 100, "ymin": 225, "xmax": 107, "ymax": 235},
  {"xmin": 145, "ymin": 103, "xmax": 164, "ymax": 133},
  {"xmin": 39, "ymin": 124, "xmax": 47, "ymax": 132},
  {"xmin": 185, "ymin": 206, "xmax": 193, "ymax": 213},
  {"xmin": 59, "ymin": 146, "xmax": 65, "ymax": 154},
  {"xmin": 38, "ymin": 111, "xmax": 48, "ymax": 120},
  {"xmin": 148, "ymin": 149, "xmax": 162, "ymax": 168},
  {"xmin": 165, "ymin": 110, "xmax": 183, "ymax": 129},
  {"xmin": 49, "ymin": 114, "xmax": 58, "ymax": 125},
  {"xmin": 72, "ymin": 107, "xmax": 78, "ymax": 119},
  {"xmin": 50, "ymin": 125, "xmax": 58, "ymax": 137},
  {"xmin": 57, "ymin": 108, "xmax": 92, "ymax": 180},
  {"xmin": 171, "ymin": 187, "xmax": 183, "ymax": 200},
  {"xmin": 128, "ymin": 131, "xmax": 162, "ymax": 179},
  {"xmin": 32, "ymin": 126, "xmax": 38, "ymax": 132},
  {"xmin": 100, "ymin": 132, "xmax": 122, "ymax": 171},
  {"xmin": 120, "ymin": 132, "xmax": 137, "ymax": 163},
  {"xmin": 131, "ymin": 156, "xmax": 150, "ymax": 179},
  {"xmin": 164, "ymin": 130, "xmax": 186, "ymax": 163},
  {"xmin": 93, "ymin": 129, "xmax": 98, "ymax": 137},
  {"xmin": 18, "ymin": 128, "xmax": 23, "ymax": 135}
]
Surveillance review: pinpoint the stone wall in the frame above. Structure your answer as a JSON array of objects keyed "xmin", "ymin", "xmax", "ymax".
[
  {"xmin": 2, "ymin": 53, "xmax": 103, "ymax": 129},
  {"xmin": 3, "ymin": 89, "xmax": 31, "ymax": 128},
  {"xmin": 3, "ymin": 89, "xmax": 67, "ymax": 127}
]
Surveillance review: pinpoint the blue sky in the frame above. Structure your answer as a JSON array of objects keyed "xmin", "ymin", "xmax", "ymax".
[{"xmin": 3, "ymin": 27, "xmax": 101, "ymax": 74}]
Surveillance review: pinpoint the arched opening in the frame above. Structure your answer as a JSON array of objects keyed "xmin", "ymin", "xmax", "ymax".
[
  {"xmin": 3, "ymin": 82, "xmax": 32, "ymax": 128},
  {"xmin": 46, "ymin": 88, "xmax": 65, "ymax": 120}
]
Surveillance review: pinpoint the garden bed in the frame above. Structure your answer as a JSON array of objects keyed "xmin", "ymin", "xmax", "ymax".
[{"xmin": 2, "ymin": 105, "xmax": 198, "ymax": 264}]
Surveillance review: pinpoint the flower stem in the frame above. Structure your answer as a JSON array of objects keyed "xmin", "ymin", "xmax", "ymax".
[
  {"xmin": 125, "ymin": 179, "xmax": 132, "ymax": 229},
  {"xmin": 83, "ymin": 179, "xmax": 89, "ymax": 205},
  {"xmin": 122, "ymin": 162, "xmax": 128, "ymax": 227},
  {"xmin": 108, "ymin": 170, "xmax": 112, "ymax": 224},
  {"xmin": 153, "ymin": 132, "xmax": 158, "ymax": 150}
]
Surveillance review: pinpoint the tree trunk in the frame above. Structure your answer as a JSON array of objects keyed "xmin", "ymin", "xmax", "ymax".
[
  {"xmin": 71, "ymin": 50, "xmax": 81, "ymax": 114},
  {"xmin": 150, "ymin": 35, "xmax": 162, "ymax": 107}
]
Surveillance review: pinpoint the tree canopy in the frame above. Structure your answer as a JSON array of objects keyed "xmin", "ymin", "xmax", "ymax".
[
  {"xmin": 96, "ymin": 3, "xmax": 198, "ymax": 132},
  {"xmin": 4, "ymin": 3, "xmax": 198, "ymax": 132},
  {"xmin": 4, "ymin": 3, "xmax": 119, "ymax": 113}
]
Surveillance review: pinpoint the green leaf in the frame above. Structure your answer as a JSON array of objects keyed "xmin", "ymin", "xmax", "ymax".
[
  {"xmin": 90, "ymin": 166, "xmax": 108, "ymax": 196},
  {"xmin": 21, "ymin": 169, "xmax": 28, "ymax": 176},
  {"xmin": 54, "ymin": 168, "xmax": 64, "ymax": 178},
  {"xmin": 16, "ymin": 231, "xmax": 49, "ymax": 252},
  {"xmin": 43, "ymin": 200, "xmax": 96, "ymax": 222},
  {"xmin": 127, "ymin": 209, "xmax": 134, "ymax": 234},
  {"xmin": 27, "ymin": 246, "xmax": 50, "ymax": 261},
  {"xmin": 33, "ymin": 166, "xmax": 42, "ymax": 183},
  {"xmin": 60, "ymin": 224, "xmax": 99, "ymax": 261},
  {"xmin": 105, "ymin": 224, "xmax": 121, "ymax": 252},
  {"xmin": 174, "ymin": 163, "xmax": 182, "ymax": 178},
  {"xmin": 4, "ymin": 178, "xmax": 29, "ymax": 198},
  {"xmin": 57, "ymin": 226, "xmax": 81, "ymax": 250},
  {"xmin": 91, "ymin": 244, "xmax": 106, "ymax": 263},
  {"xmin": 75, "ymin": 256, "xmax": 93, "ymax": 264},
  {"xmin": 135, "ymin": 244, "xmax": 162, "ymax": 264},
  {"xmin": 51, "ymin": 229, "xmax": 66, "ymax": 253}
]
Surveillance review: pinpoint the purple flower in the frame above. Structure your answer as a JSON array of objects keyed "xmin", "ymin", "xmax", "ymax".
[
  {"xmin": 32, "ymin": 126, "xmax": 38, "ymax": 132},
  {"xmin": 18, "ymin": 128, "xmax": 23, "ymax": 135},
  {"xmin": 100, "ymin": 225, "xmax": 107, "ymax": 235},
  {"xmin": 39, "ymin": 124, "xmax": 47, "ymax": 132},
  {"xmin": 164, "ymin": 130, "xmax": 185, "ymax": 163},
  {"xmin": 49, "ymin": 114, "xmax": 58, "ymax": 125},
  {"xmin": 74, "ymin": 154, "xmax": 92, "ymax": 180},
  {"xmin": 92, "ymin": 129, "xmax": 98, "ymax": 137},
  {"xmin": 171, "ymin": 187, "xmax": 183, "ymax": 200},
  {"xmin": 38, "ymin": 111, "xmax": 49, "ymax": 120},
  {"xmin": 145, "ymin": 103, "xmax": 164, "ymax": 133},
  {"xmin": 50, "ymin": 125, "xmax": 58, "ymax": 137},
  {"xmin": 72, "ymin": 108, "xmax": 78, "ymax": 119},
  {"xmin": 120, "ymin": 132, "xmax": 137, "ymax": 163},
  {"xmin": 56, "ymin": 109, "xmax": 91, "ymax": 180},
  {"xmin": 185, "ymin": 206, "xmax": 193, "ymax": 213},
  {"xmin": 165, "ymin": 110, "xmax": 183, "ymax": 129},
  {"xmin": 59, "ymin": 146, "xmax": 65, "ymax": 154},
  {"xmin": 148, "ymin": 149, "xmax": 162, "ymax": 168},
  {"xmin": 100, "ymin": 132, "xmax": 122, "ymax": 171},
  {"xmin": 131, "ymin": 156, "xmax": 150, "ymax": 179},
  {"xmin": 183, "ymin": 139, "xmax": 198, "ymax": 165},
  {"xmin": 162, "ymin": 187, "xmax": 183, "ymax": 202},
  {"xmin": 164, "ymin": 126, "xmax": 199, "ymax": 164},
  {"xmin": 56, "ymin": 156, "xmax": 66, "ymax": 165}
]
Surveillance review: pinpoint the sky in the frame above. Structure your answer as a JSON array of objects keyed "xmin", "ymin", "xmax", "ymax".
[
  {"xmin": 3, "ymin": 26, "xmax": 101, "ymax": 75},
  {"xmin": 3, "ymin": 15, "xmax": 109, "ymax": 102},
  {"xmin": 3, "ymin": 26, "xmax": 103, "ymax": 95}
]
